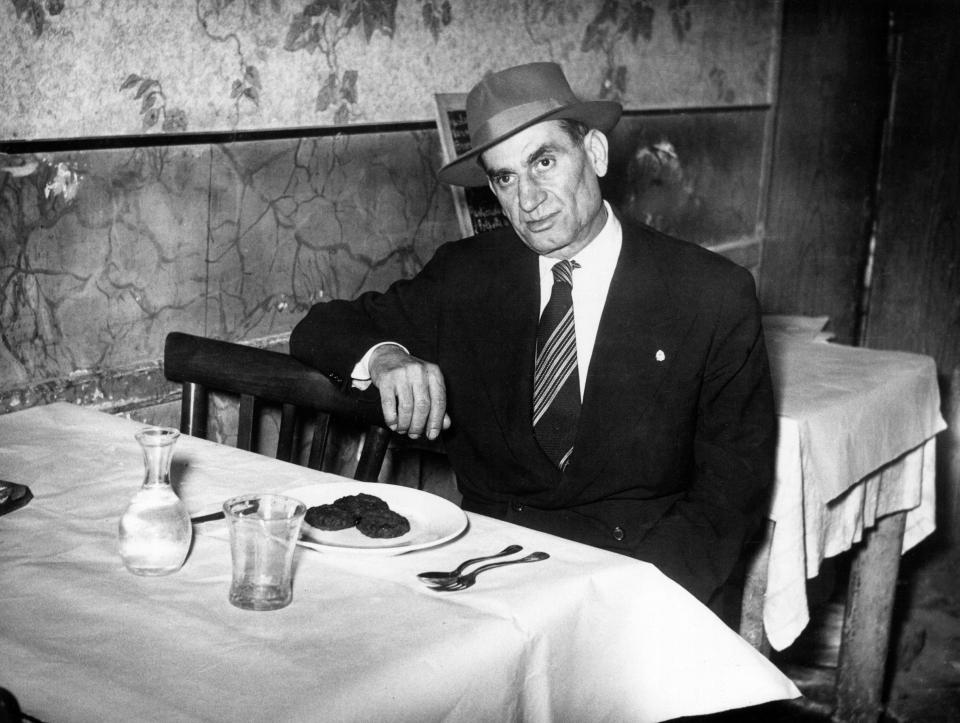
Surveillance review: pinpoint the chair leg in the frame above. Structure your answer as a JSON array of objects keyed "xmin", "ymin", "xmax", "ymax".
[{"xmin": 180, "ymin": 382, "xmax": 208, "ymax": 439}]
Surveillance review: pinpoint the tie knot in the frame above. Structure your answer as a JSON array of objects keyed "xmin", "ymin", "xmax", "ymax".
[{"xmin": 551, "ymin": 259, "xmax": 579, "ymax": 286}]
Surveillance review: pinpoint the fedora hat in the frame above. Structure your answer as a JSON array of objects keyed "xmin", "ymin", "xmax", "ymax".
[{"xmin": 438, "ymin": 62, "xmax": 622, "ymax": 187}]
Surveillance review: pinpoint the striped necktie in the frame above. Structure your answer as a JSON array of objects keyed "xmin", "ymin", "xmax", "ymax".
[{"xmin": 533, "ymin": 259, "xmax": 580, "ymax": 470}]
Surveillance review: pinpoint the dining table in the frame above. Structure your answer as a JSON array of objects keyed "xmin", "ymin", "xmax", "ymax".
[
  {"xmin": 0, "ymin": 401, "xmax": 799, "ymax": 723},
  {"xmin": 751, "ymin": 317, "xmax": 946, "ymax": 650},
  {"xmin": 741, "ymin": 317, "xmax": 948, "ymax": 720}
]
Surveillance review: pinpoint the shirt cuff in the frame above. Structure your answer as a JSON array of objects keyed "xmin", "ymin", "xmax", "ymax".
[{"xmin": 351, "ymin": 342, "xmax": 408, "ymax": 390}]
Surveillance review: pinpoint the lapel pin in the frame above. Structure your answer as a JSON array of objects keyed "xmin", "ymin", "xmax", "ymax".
[{"xmin": 655, "ymin": 349, "xmax": 665, "ymax": 362}]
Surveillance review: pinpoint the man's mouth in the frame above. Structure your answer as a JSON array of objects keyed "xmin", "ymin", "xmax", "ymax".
[{"xmin": 525, "ymin": 213, "xmax": 557, "ymax": 233}]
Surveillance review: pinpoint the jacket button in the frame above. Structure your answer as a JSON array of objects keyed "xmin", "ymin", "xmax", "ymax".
[
  {"xmin": 511, "ymin": 501, "xmax": 524, "ymax": 512},
  {"xmin": 612, "ymin": 526, "xmax": 624, "ymax": 541}
]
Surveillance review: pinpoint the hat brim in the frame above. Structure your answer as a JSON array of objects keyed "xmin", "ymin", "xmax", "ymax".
[{"xmin": 437, "ymin": 100, "xmax": 622, "ymax": 187}]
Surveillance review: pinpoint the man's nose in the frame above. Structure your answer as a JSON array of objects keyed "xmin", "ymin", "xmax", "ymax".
[{"xmin": 517, "ymin": 175, "xmax": 545, "ymax": 212}]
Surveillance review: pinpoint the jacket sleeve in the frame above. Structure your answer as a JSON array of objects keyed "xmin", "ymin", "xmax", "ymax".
[
  {"xmin": 630, "ymin": 268, "xmax": 776, "ymax": 604},
  {"xmin": 289, "ymin": 244, "xmax": 452, "ymax": 380}
]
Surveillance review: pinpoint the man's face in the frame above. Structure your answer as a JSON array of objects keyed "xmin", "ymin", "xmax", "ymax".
[{"xmin": 481, "ymin": 120, "xmax": 609, "ymax": 259}]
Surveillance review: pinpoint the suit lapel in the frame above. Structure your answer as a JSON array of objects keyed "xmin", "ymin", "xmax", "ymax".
[{"xmin": 566, "ymin": 227, "xmax": 684, "ymax": 485}]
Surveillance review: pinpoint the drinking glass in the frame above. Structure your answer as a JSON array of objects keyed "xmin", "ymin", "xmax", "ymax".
[{"xmin": 224, "ymin": 493, "xmax": 306, "ymax": 611}]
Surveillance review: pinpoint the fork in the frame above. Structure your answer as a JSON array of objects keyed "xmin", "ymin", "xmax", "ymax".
[
  {"xmin": 427, "ymin": 551, "xmax": 550, "ymax": 591},
  {"xmin": 417, "ymin": 544, "xmax": 523, "ymax": 585}
]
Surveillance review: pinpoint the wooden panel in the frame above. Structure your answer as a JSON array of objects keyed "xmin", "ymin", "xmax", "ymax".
[
  {"xmin": 863, "ymin": 0, "xmax": 960, "ymax": 548},
  {"xmin": 862, "ymin": 0, "xmax": 960, "ymax": 369},
  {"xmin": 760, "ymin": 0, "xmax": 888, "ymax": 344},
  {"xmin": 941, "ymin": 366, "xmax": 960, "ymax": 547}
]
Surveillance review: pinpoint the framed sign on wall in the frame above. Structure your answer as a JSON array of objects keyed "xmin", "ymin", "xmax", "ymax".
[{"xmin": 434, "ymin": 93, "xmax": 509, "ymax": 239}]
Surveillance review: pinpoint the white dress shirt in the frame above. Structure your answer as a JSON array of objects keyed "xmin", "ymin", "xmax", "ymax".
[
  {"xmin": 538, "ymin": 201, "xmax": 621, "ymax": 398},
  {"xmin": 352, "ymin": 201, "xmax": 623, "ymax": 393}
]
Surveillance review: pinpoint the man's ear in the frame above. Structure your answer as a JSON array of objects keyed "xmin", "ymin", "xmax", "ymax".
[{"xmin": 585, "ymin": 129, "xmax": 609, "ymax": 178}]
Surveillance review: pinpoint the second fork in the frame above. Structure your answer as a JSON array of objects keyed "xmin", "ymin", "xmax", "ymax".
[{"xmin": 428, "ymin": 551, "xmax": 550, "ymax": 591}]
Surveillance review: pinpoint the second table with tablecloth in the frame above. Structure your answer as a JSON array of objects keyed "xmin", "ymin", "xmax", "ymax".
[{"xmin": 758, "ymin": 318, "xmax": 946, "ymax": 651}]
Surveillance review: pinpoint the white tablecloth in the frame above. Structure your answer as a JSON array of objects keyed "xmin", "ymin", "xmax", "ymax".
[
  {"xmin": 762, "ymin": 326, "xmax": 947, "ymax": 650},
  {"xmin": 0, "ymin": 403, "xmax": 798, "ymax": 723}
]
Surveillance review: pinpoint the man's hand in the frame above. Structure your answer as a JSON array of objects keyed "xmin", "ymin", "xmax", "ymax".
[{"xmin": 368, "ymin": 344, "xmax": 451, "ymax": 440}]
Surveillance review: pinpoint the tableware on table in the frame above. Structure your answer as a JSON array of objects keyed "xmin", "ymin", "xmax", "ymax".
[
  {"xmin": 0, "ymin": 480, "xmax": 32, "ymax": 517},
  {"xmin": 191, "ymin": 510, "xmax": 225, "ymax": 524},
  {"xmin": 417, "ymin": 544, "xmax": 523, "ymax": 584},
  {"xmin": 118, "ymin": 427, "xmax": 192, "ymax": 576},
  {"xmin": 292, "ymin": 482, "xmax": 467, "ymax": 556},
  {"xmin": 427, "ymin": 551, "xmax": 550, "ymax": 591},
  {"xmin": 224, "ymin": 493, "xmax": 306, "ymax": 611}
]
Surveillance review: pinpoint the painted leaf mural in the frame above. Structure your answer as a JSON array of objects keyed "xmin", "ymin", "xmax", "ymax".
[{"xmin": 2, "ymin": 1, "xmax": 778, "ymax": 142}]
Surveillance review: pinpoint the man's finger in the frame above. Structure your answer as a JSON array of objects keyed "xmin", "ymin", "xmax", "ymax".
[
  {"xmin": 407, "ymin": 364, "xmax": 438, "ymax": 439},
  {"xmin": 425, "ymin": 372, "xmax": 448, "ymax": 440},
  {"xmin": 393, "ymin": 378, "xmax": 414, "ymax": 434},
  {"xmin": 378, "ymin": 380, "xmax": 399, "ymax": 432}
]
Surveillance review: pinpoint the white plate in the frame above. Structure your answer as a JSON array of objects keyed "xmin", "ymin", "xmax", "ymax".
[{"xmin": 287, "ymin": 482, "xmax": 467, "ymax": 556}]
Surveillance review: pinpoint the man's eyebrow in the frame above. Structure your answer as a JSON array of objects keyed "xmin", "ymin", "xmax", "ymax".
[
  {"xmin": 485, "ymin": 142, "xmax": 562, "ymax": 179},
  {"xmin": 525, "ymin": 142, "xmax": 561, "ymax": 167}
]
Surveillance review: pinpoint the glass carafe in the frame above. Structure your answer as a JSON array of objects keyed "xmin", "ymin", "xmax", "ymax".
[{"xmin": 118, "ymin": 427, "xmax": 192, "ymax": 575}]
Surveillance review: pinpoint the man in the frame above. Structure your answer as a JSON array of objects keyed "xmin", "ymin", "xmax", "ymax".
[{"xmin": 291, "ymin": 62, "xmax": 775, "ymax": 605}]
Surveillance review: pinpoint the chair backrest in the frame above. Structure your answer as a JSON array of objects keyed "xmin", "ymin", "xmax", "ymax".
[{"xmin": 163, "ymin": 331, "xmax": 392, "ymax": 482}]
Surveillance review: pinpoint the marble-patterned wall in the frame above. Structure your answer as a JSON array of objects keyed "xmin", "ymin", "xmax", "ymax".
[
  {"xmin": 0, "ymin": 130, "xmax": 454, "ymax": 413},
  {"xmin": 1, "ymin": 0, "xmax": 778, "ymax": 139}
]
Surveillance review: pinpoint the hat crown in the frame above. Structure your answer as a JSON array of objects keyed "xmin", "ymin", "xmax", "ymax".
[{"xmin": 467, "ymin": 63, "xmax": 577, "ymax": 147}]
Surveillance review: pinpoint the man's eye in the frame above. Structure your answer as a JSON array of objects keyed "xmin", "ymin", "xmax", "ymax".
[
  {"xmin": 493, "ymin": 174, "xmax": 513, "ymax": 187},
  {"xmin": 536, "ymin": 157, "xmax": 554, "ymax": 170}
]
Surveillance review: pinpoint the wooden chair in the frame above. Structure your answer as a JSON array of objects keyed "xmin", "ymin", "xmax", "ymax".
[{"xmin": 163, "ymin": 331, "xmax": 393, "ymax": 482}]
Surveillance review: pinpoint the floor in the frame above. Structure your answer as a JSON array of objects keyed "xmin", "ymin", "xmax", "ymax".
[
  {"xmin": 878, "ymin": 544, "xmax": 960, "ymax": 722},
  {"xmin": 679, "ymin": 542, "xmax": 960, "ymax": 722}
]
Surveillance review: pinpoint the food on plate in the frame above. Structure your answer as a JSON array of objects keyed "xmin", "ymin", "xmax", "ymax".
[
  {"xmin": 355, "ymin": 508, "xmax": 412, "ymax": 539},
  {"xmin": 304, "ymin": 503, "xmax": 357, "ymax": 531},
  {"xmin": 332, "ymin": 493, "xmax": 389, "ymax": 517},
  {"xmin": 304, "ymin": 493, "xmax": 410, "ymax": 538}
]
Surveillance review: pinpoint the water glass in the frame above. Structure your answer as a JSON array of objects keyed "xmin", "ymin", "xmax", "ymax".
[{"xmin": 223, "ymin": 493, "xmax": 306, "ymax": 611}]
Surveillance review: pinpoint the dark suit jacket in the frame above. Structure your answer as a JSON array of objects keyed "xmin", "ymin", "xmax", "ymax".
[{"xmin": 290, "ymin": 215, "xmax": 776, "ymax": 603}]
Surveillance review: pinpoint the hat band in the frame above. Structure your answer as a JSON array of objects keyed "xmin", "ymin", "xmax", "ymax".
[{"xmin": 472, "ymin": 98, "xmax": 568, "ymax": 148}]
